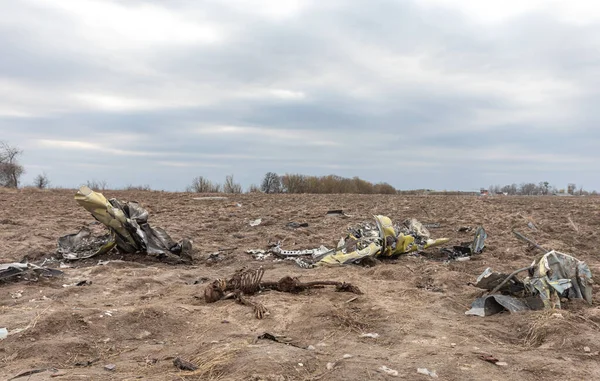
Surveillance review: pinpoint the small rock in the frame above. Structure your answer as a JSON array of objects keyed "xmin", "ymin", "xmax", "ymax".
[
  {"xmin": 495, "ymin": 362, "xmax": 508, "ymax": 366},
  {"xmin": 10, "ymin": 290, "xmax": 23, "ymax": 299},
  {"xmin": 307, "ymin": 345, "xmax": 316, "ymax": 351},
  {"xmin": 584, "ymin": 346, "xmax": 591, "ymax": 353},
  {"xmin": 343, "ymin": 354, "xmax": 353, "ymax": 359},
  {"xmin": 360, "ymin": 333, "xmax": 380, "ymax": 339},
  {"xmin": 249, "ymin": 218, "xmax": 262, "ymax": 227},
  {"xmin": 326, "ymin": 362, "xmax": 335, "ymax": 370},
  {"xmin": 551, "ymin": 313, "xmax": 564, "ymax": 319},
  {"xmin": 316, "ymin": 342, "xmax": 327, "ymax": 347},
  {"xmin": 104, "ymin": 364, "xmax": 116, "ymax": 372},
  {"xmin": 417, "ymin": 368, "xmax": 438, "ymax": 378},
  {"xmin": 137, "ymin": 330, "xmax": 151, "ymax": 340},
  {"xmin": 450, "ymin": 343, "xmax": 456, "ymax": 348},
  {"xmin": 379, "ymin": 366, "xmax": 399, "ymax": 377},
  {"xmin": 298, "ymin": 363, "xmax": 304, "ymax": 367}
]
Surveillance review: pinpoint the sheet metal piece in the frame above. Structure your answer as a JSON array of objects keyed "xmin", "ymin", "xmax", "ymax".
[{"xmin": 465, "ymin": 295, "xmax": 531, "ymax": 317}]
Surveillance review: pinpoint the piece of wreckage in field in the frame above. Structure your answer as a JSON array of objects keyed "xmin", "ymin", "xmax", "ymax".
[
  {"xmin": 259, "ymin": 216, "xmax": 462, "ymax": 267},
  {"xmin": 204, "ymin": 267, "xmax": 362, "ymax": 319},
  {"xmin": 466, "ymin": 231, "xmax": 593, "ymax": 317},
  {"xmin": 57, "ymin": 186, "xmax": 192, "ymax": 263}
]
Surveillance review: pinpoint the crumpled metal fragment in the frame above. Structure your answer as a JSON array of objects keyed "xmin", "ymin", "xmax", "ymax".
[
  {"xmin": 467, "ymin": 251, "xmax": 593, "ymax": 316},
  {"xmin": 267, "ymin": 216, "xmax": 448, "ymax": 267},
  {"xmin": 0, "ymin": 262, "xmax": 63, "ymax": 282},
  {"xmin": 58, "ymin": 186, "xmax": 192, "ymax": 262}
]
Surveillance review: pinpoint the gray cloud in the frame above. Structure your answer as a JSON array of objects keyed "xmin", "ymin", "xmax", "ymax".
[{"xmin": 1, "ymin": 0, "xmax": 599, "ymax": 191}]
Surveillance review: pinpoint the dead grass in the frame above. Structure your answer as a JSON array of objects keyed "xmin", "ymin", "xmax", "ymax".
[
  {"xmin": 179, "ymin": 342, "xmax": 243, "ymax": 380},
  {"xmin": 523, "ymin": 310, "xmax": 577, "ymax": 347}
]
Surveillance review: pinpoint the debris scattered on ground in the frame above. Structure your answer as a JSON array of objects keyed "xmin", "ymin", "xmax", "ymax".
[
  {"xmin": 416, "ymin": 368, "xmax": 438, "ymax": 378},
  {"xmin": 74, "ymin": 358, "xmax": 100, "ymax": 367},
  {"xmin": 256, "ymin": 333, "xmax": 307, "ymax": 349},
  {"xmin": 246, "ymin": 249, "xmax": 271, "ymax": 261},
  {"xmin": 326, "ymin": 209, "xmax": 351, "ymax": 218},
  {"xmin": 104, "ymin": 364, "xmax": 116, "ymax": 372},
  {"xmin": 58, "ymin": 186, "xmax": 192, "ymax": 263},
  {"xmin": 440, "ymin": 226, "xmax": 487, "ymax": 260},
  {"xmin": 10, "ymin": 290, "xmax": 23, "ymax": 298},
  {"xmin": 204, "ymin": 268, "xmax": 361, "ymax": 318},
  {"xmin": 0, "ymin": 262, "xmax": 63, "ymax": 282},
  {"xmin": 343, "ymin": 354, "xmax": 353, "ymax": 359},
  {"xmin": 285, "ymin": 222, "xmax": 308, "ymax": 229},
  {"xmin": 478, "ymin": 354, "xmax": 507, "ymax": 366},
  {"xmin": 359, "ymin": 333, "xmax": 380, "ymax": 339},
  {"xmin": 423, "ymin": 223, "xmax": 441, "ymax": 229},
  {"xmin": 0, "ymin": 327, "xmax": 7, "ymax": 340},
  {"xmin": 192, "ymin": 196, "xmax": 228, "ymax": 200},
  {"xmin": 8, "ymin": 368, "xmax": 52, "ymax": 380},
  {"xmin": 457, "ymin": 226, "xmax": 473, "ymax": 232},
  {"xmin": 266, "ymin": 216, "xmax": 449, "ymax": 267},
  {"xmin": 584, "ymin": 346, "xmax": 591, "ymax": 353},
  {"xmin": 467, "ymin": 232, "xmax": 593, "ymax": 316},
  {"xmin": 378, "ymin": 365, "xmax": 399, "ymax": 377},
  {"xmin": 527, "ymin": 221, "xmax": 538, "ymax": 231},
  {"xmin": 326, "ymin": 362, "xmax": 336, "ymax": 370},
  {"xmin": 249, "ymin": 218, "xmax": 262, "ymax": 227},
  {"xmin": 173, "ymin": 357, "xmax": 198, "ymax": 371}
]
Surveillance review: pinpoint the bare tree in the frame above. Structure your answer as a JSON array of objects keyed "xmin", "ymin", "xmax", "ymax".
[
  {"xmin": 0, "ymin": 141, "xmax": 25, "ymax": 188},
  {"xmin": 187, "ymin": 176, "xmax": 221, "ymax": 193},
  {"xmin": 260, "ymin": 172, "xmax": 281, "ymax": 193},
  {"xmin": 568, "ymin": 183, "xmax": 577, "ymax": 195},
  {"xmin": 247, "ymin": 184, "xmax": 261, "ymax": 193},
  {"xmin": 86, "ymin": 179, "xmax": 108, "ymax": 191},
  {"xmin": 33, "ymin": 172, "xmax": 50, "ymax": 189},
  {"xmin": 223, "ymin": 174, "xmax": 242, "ymax": 194}
]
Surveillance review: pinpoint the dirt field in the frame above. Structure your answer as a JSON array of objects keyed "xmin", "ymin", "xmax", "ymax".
[{"xmin": 2, "ymin": 189, "xmax": 600, "ymax": 380}]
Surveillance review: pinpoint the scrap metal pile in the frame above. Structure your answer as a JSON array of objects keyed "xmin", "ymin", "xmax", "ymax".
[
  {"xmin": 204, "ymin": 267, "xmax": 362, "ymax": 318},
  {"xmin": 57, "ymin": 186, "xmax": 192, "ymax": 262},
  {"xmin": 466, "ymin": 231, "xmax": 593, "ymax": 317},
  {"xmin": 250, "ymin": 216, "xmax": 487, "ymax": 267}
]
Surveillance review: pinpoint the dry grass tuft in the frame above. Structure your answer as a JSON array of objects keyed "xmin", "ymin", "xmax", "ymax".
[
  {"xmin": 179, "ymin": 343, "xmax": 243, "ymax": 380},
  {"xmin": 523, "ymin": 310, "xmax": 576, "ymax": 347}
]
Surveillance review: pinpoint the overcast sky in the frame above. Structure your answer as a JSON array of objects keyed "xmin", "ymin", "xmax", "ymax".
[{"xmin": 1, "ymin": 0, "xmax": 599, "ymax": 191}]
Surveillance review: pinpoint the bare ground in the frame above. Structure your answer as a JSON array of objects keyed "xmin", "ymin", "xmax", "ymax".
[{"xmin": 1, "ymin": 188, "xmax": 600, "ymax": 380}]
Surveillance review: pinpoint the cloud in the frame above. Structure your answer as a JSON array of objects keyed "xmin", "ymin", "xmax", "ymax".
[{"xmin": 1, "ymin": 0, "xmax": 599, "ymax": 191}]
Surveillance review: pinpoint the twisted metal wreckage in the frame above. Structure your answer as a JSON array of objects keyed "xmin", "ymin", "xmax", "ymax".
[
  {"xmin": 248, "ymin": 216, "xmax": 487, "ymax": 267},
  {"xmin": 466, "ymin": 231, "xmax": 593, "ymax": 317},
  {"xmin": 57, "ymin": 186, "xmax": 192, "ymax": 262}
]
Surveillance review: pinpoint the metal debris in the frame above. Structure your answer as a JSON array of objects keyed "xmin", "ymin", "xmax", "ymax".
[
  {"xmin": 267, "ymin": 216, "xmax": 449, "ymax": 267},
  {"xmin": 467, "ymin": 233, "xmax": 593, "ymax": 316},
  {"xmin": 441, "ymin": 226, "xmax": 487, "ymax": 260},
  {"xmin": 0, "ymin": 262, "xmax": 63, "ymax": 282},
  {"xmin": 285, "ymin": 222, "xmax": 309, "ymax": 229},
  {"xmin": 416, "ymin": 368, "xmax": 438, "ymax": 378},
  {"xmin": 58, "ymin": 186, "xmax": 192, "ymax": 263}
]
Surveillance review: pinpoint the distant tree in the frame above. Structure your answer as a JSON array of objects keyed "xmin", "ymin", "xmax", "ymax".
[
  {"xmin": 0, "ymin": 141, "xmax": 25, "ymax": 188},
  {"xmin": 261, "ymin": 172, "xmax": 281, "ymax": 194},
  {"xmin": 33, "ymin": 173, "xmax": 50, "ymax": 189},
  {"xmin": 187, "ymin": 176, "xmax": 220, "ymax": 193},
  {"xmin": 247, "ymin": 184, "xmax": 261, "ymax": 193},
  {"xmin": 223, "ymin": 174, "xmax": 242, "ymax": 194},
  {"xmin": 86, "ymin": 179, "xmax": 108, "ymax": 191},
  {"xmin": 568, "ymin": 183, "xmax": 577, "ymax": 195}
]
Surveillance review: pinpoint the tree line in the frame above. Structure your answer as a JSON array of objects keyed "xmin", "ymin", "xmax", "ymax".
[{"xmin": 488, "ymin": 182, "xmax": 597, "ymax": 195}]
